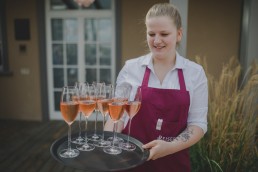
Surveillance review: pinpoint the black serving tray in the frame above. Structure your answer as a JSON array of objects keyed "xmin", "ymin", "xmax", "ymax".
[{"xmin": 50, "ymin": 131, "xmax": 149, "ymax": 171}]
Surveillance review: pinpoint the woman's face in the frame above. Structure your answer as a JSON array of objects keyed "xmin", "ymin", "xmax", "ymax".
[{"xmin": 146, "ymin": 16, "xmax": 182, "ymax": 59}]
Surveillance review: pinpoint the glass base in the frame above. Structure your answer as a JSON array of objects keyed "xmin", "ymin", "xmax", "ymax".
[
  {"xmin": 94, "ymin": 140, "xmax": 111, "ymax": 147},
  {"xmin": 107, "ymin": 136, "xmax": 124, "ymax": 144},
  {"xmin": 59, "ymin": 149, "xmax": 80, "ymax": 158},
  {"xmin": 103, "ymin": 146, "xmax": 122, "ymax": 155},
  {"xmin": 90, "ymin": 134, "xmax": 101, "ymax": 141},
  {"xmin": 76, "ymin": 143, "xmax": 95, "ymax": 151},
  {"xmin": 120, "ymin": 142, "xmax": 136, "ymax": 151},
  {"xmin": 71, "ymin": 136, "xmax": 85, "ymax": 145}
]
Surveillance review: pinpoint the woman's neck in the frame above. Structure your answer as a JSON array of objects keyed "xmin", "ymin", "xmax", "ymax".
[
  {"xmin": 152, "ymin": 53, "xmax": 176, "ymax": 85},
  {"xmin": 152, "ymin": 53, "xmax": 176, "ymax": 68}
]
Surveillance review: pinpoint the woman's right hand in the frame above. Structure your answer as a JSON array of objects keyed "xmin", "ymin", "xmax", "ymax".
[{"xmin": 142, "ymin": 140, "xmax": 174, "ymax": 160}]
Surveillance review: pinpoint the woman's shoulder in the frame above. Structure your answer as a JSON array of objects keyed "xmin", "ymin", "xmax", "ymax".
[
  {"xmin": 181, "ymin": 57, "xmax": 207, "ymax": 83},
  {"xmin": 124, "ymin": 53, "xmax": 151, "ymax": 66},
  {"xmin": 183, "ymin": 57, "xmax": 204, "ymax": 71},
  {"xmin": 181, "ymin": 56, "xmax": 204, "ymax": 74}
]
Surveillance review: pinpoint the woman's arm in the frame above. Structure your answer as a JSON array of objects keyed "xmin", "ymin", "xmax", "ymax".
[{"xmin": 143, "ymin": 125, "xmax": 204, "ymax": 160}]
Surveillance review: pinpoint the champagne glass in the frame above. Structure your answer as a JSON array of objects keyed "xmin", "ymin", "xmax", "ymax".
[
  {"xmin": 103, "ymin": 85, "xmax": 129, "ymax": 155},
  {"xmin": 103, "ymin": 102, "xmax": 125, "ymax": 154},
  {"xmin": 71, "ymin": 82, "xmax": 85, "ymax": 145},
  {"xmin": 59, "ymin": 86, "xmax": 80, "ymax": 158},
  {"xmin": 107, "ymin": 84, "xmax": 131, "ymax": 143},
  {"xmin": 90, "ymin": 82, "xmax": 104, "ymax": 141},
  {"xmin": 95, "ymin": 84, "xmax": 114, "ymax": 147},
  {"xmin": 76, "ymin": 84, "xmax": 96, "ymax": 151},
  {"xmin": 120, "ymin": 86, "xmax": 142, "ymax": 151}
]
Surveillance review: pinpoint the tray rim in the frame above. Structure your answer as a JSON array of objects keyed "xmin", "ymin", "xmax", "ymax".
[{"xmin": 50, "ymin": 131, "xmax": 149, "ymax": 171}]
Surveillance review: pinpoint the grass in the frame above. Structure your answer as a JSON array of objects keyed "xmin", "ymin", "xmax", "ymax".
[{"xmin": 190, "ymin": 57, "xmax": 258, "ymax": 172}]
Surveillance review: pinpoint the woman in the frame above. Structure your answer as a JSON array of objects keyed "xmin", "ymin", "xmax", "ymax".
[{"xmin": 105, "ymin": 3, "xmax": 208, "ymax": 172}]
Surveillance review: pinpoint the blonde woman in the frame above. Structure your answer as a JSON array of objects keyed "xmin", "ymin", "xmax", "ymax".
[{"xmin": 105, "ymin": 3, "xmax": 208, "ymax": 172}]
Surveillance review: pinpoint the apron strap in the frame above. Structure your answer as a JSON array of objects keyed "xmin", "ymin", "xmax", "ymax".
[
  {"xmin": 142, "ymin": 67, "xmax": 151, "ymax": 87},
  {"xmin": 178, "ymin": 69, "xmax": 186, "ymax": 91}
]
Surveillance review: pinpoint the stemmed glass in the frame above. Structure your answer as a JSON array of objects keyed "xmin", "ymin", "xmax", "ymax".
[
  {"xmin": 71, "ymin": 82, "xmax": 85, "ymax": 145},
  {"xmin": 95, "ymin": 84, "xmax": 114, "ymax": 147},
  {"xmin": 107, "ymin": 84, "xmax": 131, "ymax": 143},
  {"xmin": 103, "ymin": 85, "xmax": 128, "ymax": 155},
  {"xmin": 59, "ymin": 86, "xmax": 80, "ymax": 158},
  {"xmin": 120, "ymin": 86, "xmax": 142, "ymax": 151},
  {"xmin": 76, "ymin": 84, "xmax": 96, "ymax": 151},
  {"xmin": 90, "ymin": 82, "xmax": 104, "ymax": 141}
]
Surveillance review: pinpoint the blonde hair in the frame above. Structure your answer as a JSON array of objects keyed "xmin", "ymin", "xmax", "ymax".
[{"xmin": 146, "ymin": 3, "xmax": 182, "ymax": 29}]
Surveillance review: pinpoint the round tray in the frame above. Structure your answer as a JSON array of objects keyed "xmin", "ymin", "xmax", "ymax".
[{"xmin": 50, "ymin": 131, "xmax": 149, "ymax": 171}]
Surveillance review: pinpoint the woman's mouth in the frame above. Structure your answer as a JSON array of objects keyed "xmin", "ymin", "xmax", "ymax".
[{"xmin": 154, "ymin": 45, "xmax": 165, "ymax": 49}]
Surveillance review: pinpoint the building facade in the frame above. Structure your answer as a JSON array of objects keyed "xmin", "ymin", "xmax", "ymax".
[{"xmin": 0, "ymin": 0, "xmax": 257, "ymax": 121}]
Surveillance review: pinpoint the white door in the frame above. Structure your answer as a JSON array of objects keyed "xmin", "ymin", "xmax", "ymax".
[{"xmin": 46, "ymin": 0, "xmax": 116, "ymax": 119}]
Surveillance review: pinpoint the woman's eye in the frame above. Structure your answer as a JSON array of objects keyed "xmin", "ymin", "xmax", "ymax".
[
  {"xmin": 161, "ymin": 33, "xmax": 169, "ymax": 36},
  {"xmin": 148, "ymin": 33, "xmax": 155, "ymax": 37}
]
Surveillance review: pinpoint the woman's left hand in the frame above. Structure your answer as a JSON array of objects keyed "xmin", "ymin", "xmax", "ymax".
[{"xmin": 142, "ymin": 140, "xmax": 174, "ymax": 160}]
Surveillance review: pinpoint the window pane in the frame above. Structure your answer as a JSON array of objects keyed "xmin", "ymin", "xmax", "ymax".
[
  {"xmin": 50, "ymin": 0, "xmax": 111, "ymax": 10},
  {"xmin": 54, "ymin": 91, "xmax": 61, "ymax": 111},
  {"xmin": 98, "ymin": 19, "xmax": 111, "ymax": 42},
  {"xmin": 99, "ymin": 43, "xmax": 111, "ymax": 65},
  {"xmin": 52, "ymin": 44, "xmax": 63, "ymax": 65},
  {"xmin": 66, "ymin": 44, "xmax": 77, "ymax": 65},
  {"xmin": 86, "ymin": 68, "xmax": 96, "ymax": 83},
  {"xmin": 64, "ymin": 19, "xmax": 78, "ymax": 42},
  {"xmin": 85, "ymin": 44, "xmax": 96, "ymax": 65},
  {"xmin": 84, "ymin": 19, "xmax": 97, "ymax": 41},
  {"xmin": 51, "ymin": 19, "xmax": 63, "ymax": 41},
  {"xmin": 100, "ymin": 69, "xmax": 111, "ymax": 84},
  {"xmin": 53, "ymin": 68, "xmax": 64, "ymax": 88},
  {"xmin": 67, "ymin": 68, "xmax": 78, "ymax": 86},
  {"xmin": 84, "ymin": 0, "xmax": 111, "ymax": 10}
]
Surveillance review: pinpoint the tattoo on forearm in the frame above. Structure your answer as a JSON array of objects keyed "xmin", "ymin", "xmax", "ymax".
[{"xmin": 175, "ymin": 127, "xmax": 194, "ymax": 142}]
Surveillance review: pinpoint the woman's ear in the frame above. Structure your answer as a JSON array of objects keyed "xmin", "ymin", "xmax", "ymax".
[{"xmin": 177, "ymin": 27, "xmax": 183, "ymax": 42}]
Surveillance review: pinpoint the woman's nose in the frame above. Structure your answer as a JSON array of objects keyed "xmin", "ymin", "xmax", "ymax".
[{"xmin": 154, "ymin": 36, "xmax": 161, "ymax": 44}]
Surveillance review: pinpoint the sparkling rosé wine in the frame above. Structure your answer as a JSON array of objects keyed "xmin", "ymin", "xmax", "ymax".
[
  {"xmin": 124, "ymin": 101, "xmax": 141, "ymax": 118},
  {"xmin": 97, "ymin": 99, "xmax": 113, "ymax": 116},
  {"xmin": 93, "ymin": 97, "xmax": 104, "ymax": 110},
  {"xmin": 108, "ymin": 102, "xmax": 125, "ymax": 121},
  {"xmin": 79, "ymin": 100, "xmax": 96, "ymax": 117},
  {"xmin": 112, "ymin": 97, "xmax": 128, "ymax": 102},
  {"xmin": 60, "ymin": 102, "xmax": 79, "ymax": 124}
]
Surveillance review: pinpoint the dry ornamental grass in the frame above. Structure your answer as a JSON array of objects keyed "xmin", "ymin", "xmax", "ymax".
[{"xmin": 191, "ymin": 57, "xmax": 258, "ymax": 172}]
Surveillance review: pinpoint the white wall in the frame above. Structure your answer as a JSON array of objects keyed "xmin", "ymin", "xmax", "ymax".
[
  {"xmin": 170, "ymin": 0, "xmax": 188, "ymax": 57},
  {"xmin": 246, "ymin": 0, "xmax": 258, "ymax": 66},
  {"xmin": 240, "ymin": 0, "xmax": 258, "ymax": 71}
]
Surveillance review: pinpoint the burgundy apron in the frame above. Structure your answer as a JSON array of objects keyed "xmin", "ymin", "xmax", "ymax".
[{"xmin": 122, "ymin": 67, "xmax": 191, "ymax": 172}]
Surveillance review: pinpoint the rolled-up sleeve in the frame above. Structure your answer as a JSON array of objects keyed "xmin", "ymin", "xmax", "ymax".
[{"xmin": 187, "ymin": 68, "xmax": 208, "ymax": 133}]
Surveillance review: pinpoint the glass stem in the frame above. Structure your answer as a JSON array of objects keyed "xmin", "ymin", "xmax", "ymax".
[
  {"xmin": 127, "ymin": 118, "xmax": 132, "ymax": 144},
  {"xmin": 68, "ymin": 125, "xmax": 71, "ymax": 151},
  {"xmin": 78, "ymin": 112, "xmax": 82, "ymax": 137},
  {"xmin": 102, "ymin": 115, "xmax": 105, "ymax": 140},
  {"xmin": 114, "ymin": 122, "xmax": 118, "ymax": 141},
  {"xmin": 95, "ymin": 111, "xmax": 98, "ymax": 135},
  {"xmin": 85, "ymin": 117, "xmax": 88, "ymax": 144},
  {"xmin": 112, "ymin": 122, "xmax": 117, "ymax": 147}
]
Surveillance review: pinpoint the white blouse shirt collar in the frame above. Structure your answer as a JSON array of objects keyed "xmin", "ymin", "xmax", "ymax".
[{"xmin": 140, "ymin": 52, "xmax": 186, "ymax": 70}]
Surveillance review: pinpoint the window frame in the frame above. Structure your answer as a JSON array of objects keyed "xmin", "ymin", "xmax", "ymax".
[
  {"xmin": 46, "ymin": 0, "xmax": 116, "ymax": 120},
  {"xmin": 0, "ymin": 0, "xmax": 12, "ymax": 76}
]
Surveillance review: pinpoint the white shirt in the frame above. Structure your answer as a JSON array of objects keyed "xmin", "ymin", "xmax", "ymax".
[{"xmin": 116, "ymin": 52, "xmax": 208, "ymax": 133}]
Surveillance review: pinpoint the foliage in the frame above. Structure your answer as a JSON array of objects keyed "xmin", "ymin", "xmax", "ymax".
[{"xmin": 191, "ymin": 57, "xmax": 258, "ymax": 172}]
